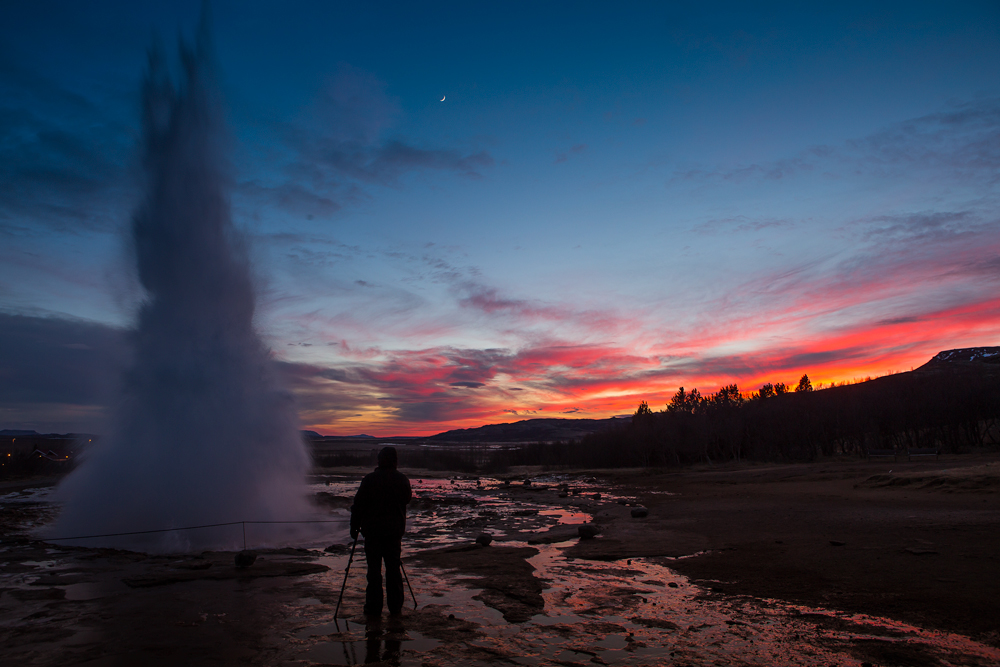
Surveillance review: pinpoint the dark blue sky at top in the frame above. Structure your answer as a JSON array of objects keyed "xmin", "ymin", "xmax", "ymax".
[{"xmin": 2, "ymin": 1, "xmax": 1000, "ymax": 433}]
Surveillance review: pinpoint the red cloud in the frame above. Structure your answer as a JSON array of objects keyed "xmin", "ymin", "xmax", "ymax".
[
  {"xmin": 283, "ymin": 225, "xmax": 1000, "ymax": 436},
  {"xmin": 290, "ymin": 288, "xmax": 1000, "ymax": 436}
]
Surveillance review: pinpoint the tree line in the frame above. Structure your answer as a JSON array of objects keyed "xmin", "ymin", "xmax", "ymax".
[
  {"xmin": 312, "ymin": 367, "xmax": 1000, "ymax": 473},
  {"xmin": 570, "ymin": 367, "xmax": 1000, "ymax": 467}
]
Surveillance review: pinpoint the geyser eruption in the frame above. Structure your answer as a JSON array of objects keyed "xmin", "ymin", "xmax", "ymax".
[{"xmin": 50, "ymin": 32, "xmax": 313, "ymax": 551}]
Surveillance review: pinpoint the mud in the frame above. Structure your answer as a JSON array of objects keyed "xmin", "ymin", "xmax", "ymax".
[
  {"xmin": 413, "ymin": 544, "xmax": 544, "ymax": 623},
  {"xmin": 2, "ymin": 456, "xmax": 999, "ymax": 665},
  {"xmin": 616, "ymin": 455, "xmax": 1000, "ymax": 643}
]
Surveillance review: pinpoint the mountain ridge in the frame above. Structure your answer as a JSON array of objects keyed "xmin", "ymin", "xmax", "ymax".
[{"xmin": 427, "ymin": 417, "xmax": 625, "ymax": 443}]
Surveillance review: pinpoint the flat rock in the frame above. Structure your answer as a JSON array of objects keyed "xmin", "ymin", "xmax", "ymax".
[
  {"xmin": 324, "ymin": 543, "xmax": 350, "ymax": 554},
  {"xmin": 632, "ymin": 616, "xmax": 680, "ymax": 630},
  {"xmin": 527, "ymin": 526, "xmax": 581, "ymax": 544},
  {"xmin": 234, "ymin": 550, "xmax": 257, "ymax": 568}
]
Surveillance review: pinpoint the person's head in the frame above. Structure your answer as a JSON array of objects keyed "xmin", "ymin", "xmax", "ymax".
[{"xmin": 377, "ymin": 446, "xmax": 398, "ymax": 469}]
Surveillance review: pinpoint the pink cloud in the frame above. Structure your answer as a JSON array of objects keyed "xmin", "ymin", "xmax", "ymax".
[
  {"xmin": 290, "ymin": 286, "xmax": 1000, "ymax": 435},
  {"xmin": 281, "ymin": 212, "xmax": 1000, "ymax": 436}
]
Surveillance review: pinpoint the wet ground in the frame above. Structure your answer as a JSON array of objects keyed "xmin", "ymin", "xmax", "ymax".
[{"xmin": 2, "ymin": 467, "xmax": 999, "ymax": 665}]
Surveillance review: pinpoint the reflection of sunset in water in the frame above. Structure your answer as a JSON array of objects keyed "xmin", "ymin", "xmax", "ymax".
[
  {"xmin": 3, "ymin": 471, "xmax": 998, "ymax": 666},
  {"xmin": 292, "ymin": 474, "xmax": 1000, "ymax": 666}
]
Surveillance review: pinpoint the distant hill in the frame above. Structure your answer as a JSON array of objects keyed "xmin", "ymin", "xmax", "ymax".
[
  {"xmin": 571, "ymin": 346, "xmax": 1000, "ymax": 467},
  {"xmin": 305, "ymin": 432, "xmax": 377, "ymax": 440},
  {"xmin": 428, "ymin": 417, "xmax": 624, "ymax": 443},
  {"xmin": 920, "ymin": 346, "xmax": 1000, "ymax": 368}
]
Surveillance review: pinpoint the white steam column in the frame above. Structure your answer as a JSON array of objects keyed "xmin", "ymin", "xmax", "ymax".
[{"xmin": 50, "ymin": 29, "xmax": 313, "ymax": 551}]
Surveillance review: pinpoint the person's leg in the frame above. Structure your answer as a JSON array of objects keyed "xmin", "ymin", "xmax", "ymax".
[
  {"xmin": 363, "ymin": 536, "xmax": 384, "ymax": 615},
  {"xmin": 383, "ymin": 538, "xmax": 404, "ymax": 614}
]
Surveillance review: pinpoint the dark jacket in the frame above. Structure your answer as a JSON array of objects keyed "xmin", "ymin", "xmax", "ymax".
[{"xmin": 350, "ymin": 465, "xmax": 412, "ymax": 539}]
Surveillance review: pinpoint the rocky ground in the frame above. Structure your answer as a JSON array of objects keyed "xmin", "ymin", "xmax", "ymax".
[
  {"xmin": 1, "ymin": 453, "xmax": 999, "ymax": 666},
  {"xmin": 567, "ymin": 452, "xmax": 1000, "ymax": 644}
]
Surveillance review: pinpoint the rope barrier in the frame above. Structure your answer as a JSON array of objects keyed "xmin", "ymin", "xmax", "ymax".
[
  {"xmin": 38, "ymin": 518, "xmax": 411, "ymax": 611},
  {"xmin": 43, "ymin": 517, "xmax": 349, "ymax": 543}
]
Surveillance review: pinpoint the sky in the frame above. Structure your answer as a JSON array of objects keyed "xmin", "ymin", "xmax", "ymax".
[{"xmin": 2, "ymin": 1, "xmax": 999, "ymax": 436}]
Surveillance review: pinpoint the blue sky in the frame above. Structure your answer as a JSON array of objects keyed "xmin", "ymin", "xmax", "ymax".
[{"xmin": 2, "ymin": 2, "xmax": 1000, "ymax": 434}]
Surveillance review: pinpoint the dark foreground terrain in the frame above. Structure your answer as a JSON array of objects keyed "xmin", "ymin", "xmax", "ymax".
[
  {"xmin": 568, "ymin": 452, "xmax": 1000, "ymax": 643},
  {"xmin": 1, "ymin": 453, "xmax": 998, "ymax": 666}
]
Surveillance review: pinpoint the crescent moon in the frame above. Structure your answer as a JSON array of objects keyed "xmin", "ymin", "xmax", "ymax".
[{"xmin": 440, "ymin": 95, "xmax": 446, "ymax": 102}]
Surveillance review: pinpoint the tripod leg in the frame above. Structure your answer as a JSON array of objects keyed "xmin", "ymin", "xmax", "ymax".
[
  {"xmin": 334, "ymin": 537, "xmax": 359, "ymax": 618},
  {"xmin": 400, "ymin": 559, "xmax": 417, "ymax": 610}
]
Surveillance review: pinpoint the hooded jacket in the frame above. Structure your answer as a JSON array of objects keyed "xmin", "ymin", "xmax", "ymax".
[{"xmin": 350, "ymin": 456, "xmax": 412, "ymax": 539}]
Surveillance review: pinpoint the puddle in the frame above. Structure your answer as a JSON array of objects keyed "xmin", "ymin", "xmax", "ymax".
[
  {"xmin": 297, "ymin": 475, "xmax": 1000, "ymax": 666},
  {"xmin": 310, "ymin": 474, "xmax": 637, "ymax": 506},
  {"xmin": 309, "ymin": 475, "xmax": 611, "ymax": 550},
  {"xmin": 63, "ymin": 582, "xmax": 106, "ymax": 601},
  {"xmin": 535, "ymin": 508, "xmax": 590, "ymax": 527},
  {"xmin": 477, "ymin": 545, "xmax": 995, "ymax": 665},
  {"xmin": 297, "ymin": 596, "xmax": 323, "ymax": 606},
  {"xmin": 301, "ymin": 624, "xmax": 439, "ymax": 666},
  {"xmin": 377, "ymin": 539, "xmax": 1000, "ymax": 666}
]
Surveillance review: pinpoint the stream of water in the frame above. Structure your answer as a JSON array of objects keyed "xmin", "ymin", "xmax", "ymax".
[{"xmin": 293, "ymin": 474, "xmax": 1000, "ymax": 666}]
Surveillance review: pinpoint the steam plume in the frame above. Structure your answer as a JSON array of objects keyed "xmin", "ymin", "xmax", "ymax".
[{"xmin": 49, "ymin": 27, "xmax": 313, "ymax": 551}]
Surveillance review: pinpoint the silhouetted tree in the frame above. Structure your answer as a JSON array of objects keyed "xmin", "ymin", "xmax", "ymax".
[
  {"xmin": 667, "ymin": 387, "xmax": 688, "ymax": 412},
  {"xmin": 575, "ymin": 362, "xmax": 1000, "ymax": 470},
  {"xmin": 688, "ymin": 388, "xmax": 703, "ymax": 412},
  {"xmin": 713, "ymin": 384, "xmax": 743, "ymax": 408},
  {"xmin": 667, "ymin": 387, "xmax": 703, "ymax": 414}
]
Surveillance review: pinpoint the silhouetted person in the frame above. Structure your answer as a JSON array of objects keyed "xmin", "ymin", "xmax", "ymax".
[{"xmin": 350, "ymin": 446, "xmax": 412, "ymax": 616}]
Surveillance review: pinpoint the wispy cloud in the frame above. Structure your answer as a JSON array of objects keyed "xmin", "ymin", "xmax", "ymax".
[
  {"xmin": 692, "ymin": 215, "xmax": 797, "ymax": 235},
  {"xmin": 555, "ymin": 143, "xmax": 587, "ymax": 163},
  {"xmin": 849, "ymin": 98, "xmax": 1000, "ymax": 178},
  {"xmin": 669, "ymin": 148, "xmax": 830, "ymax": 184},
  {"xmin": 250, "ymin": 64, "xmax": 495, "ymax": 218},
  {"xmin": 244, "ymin": 182, "xmax": 1000, "ymax": 435},
  {"xmin": 456, "ymin": 284, "xmax": 568, "ymax": 321},
  {"xmin": 853, "ymin": 210, "xmax": 980, "ymax": 244},
  {"xmin": 8, "ymin": 267, "xmax": 1000, "ymax": 436},
  {"xmin": 0, "ymin": 71, "xmax": 132, "ymax": 235},
  {"xmin": 301, "ymin": 139, "xmax": 494, "ymax": 185},
  {"xmin": 669, "ymin": 97, "xmax": 1000, "ymax": 187}
]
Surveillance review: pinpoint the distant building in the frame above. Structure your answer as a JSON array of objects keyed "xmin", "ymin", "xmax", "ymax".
[{"xmin": 1, "ymin": 433, "xmax": 93, "ymax": 461}]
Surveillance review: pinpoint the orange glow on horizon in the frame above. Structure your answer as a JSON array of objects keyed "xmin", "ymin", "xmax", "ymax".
[{"xmin": 296, "ymin": 293, "xmax": 1000, "ymax": 437}]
